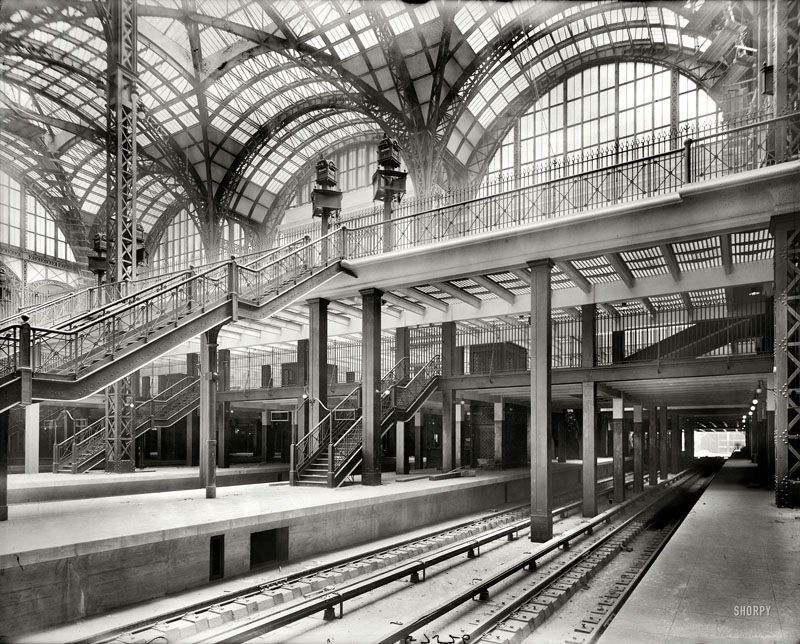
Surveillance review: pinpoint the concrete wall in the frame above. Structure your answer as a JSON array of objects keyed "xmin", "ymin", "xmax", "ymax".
[{"xmin": 0, "ymin": 473, "xmax": 529, "ymax": 636}]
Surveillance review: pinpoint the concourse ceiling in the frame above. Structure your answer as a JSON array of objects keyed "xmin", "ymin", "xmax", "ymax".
[{"xmin": 0, "ymin": 0, "xmax": 751, "ymax": 260}]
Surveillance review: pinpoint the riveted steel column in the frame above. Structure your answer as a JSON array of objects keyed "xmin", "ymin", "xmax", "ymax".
[
  {"xmin": 612, "ymin": 395, "xmax": 625, "ymax": 504},
  {"xmin": 529, "ymin": 259, "xmax": 553, "ymax": 542},
  {"xmin": 772, "ymin": 214, "xmax": 800, "ymax": 506},
  {"xmin": 104, "ymin": 0, "xmax": 138, "ymax": 474},
  {"xmin": 633, "ymin": 404, "xmax": 644, "ymax": 493},
  {"xmin": 308, "ymin": 298, "xmax": 329, "ymax": 431},
  {"xmin": 199, "ymin": 326, "xmax": 221, "ymax": 494},
  {"xmin": 582, "ymin": 381, "xmax": 597, "ymax": 517},
  {"xmin": 671, "ymin": 411, "xmax": 681, "ymax": 473},
  {"xmin": 0, "ymin": 410, "xmax": 7, "ymax": 520},
  {"xmin": 659, "ymin": 406, "xmax": 669, "ymax": 481},
  {"xmin": 361, "ymin": 288, "xmax": 382, "ymax": 486},
  {"xmin": 649, "ymin": 407, "xmax": 659, "ymax": 485}
]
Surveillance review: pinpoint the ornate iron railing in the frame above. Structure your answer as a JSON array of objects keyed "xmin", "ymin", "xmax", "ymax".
[
  {"xmin": 392, "ymin": 355, "xmax": 441, "ymax": 410},
  {"xmin": 52, "ymin": 417, "xmax": 104, "ymax": 473},
  {"xmin": 295, "ymin": 385, "xmax": 360, "ymax": 474}
]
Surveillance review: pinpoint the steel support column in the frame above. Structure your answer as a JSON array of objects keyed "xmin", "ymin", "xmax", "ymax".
[
  {"xmin": 582, "ymin": 381, "xmax": 597, "ymax": 517},
  {"xmin": 308, "ymin": 298, "xmax": 329, "ymax": 431},
  {"xmin": 612, "ymin": 395, "xmax": 625, "ymax": 504},
  {"xmin": 671, "ymin": 411, "xmax": 681, "ymax": 473},
  {"xmin": 659, "ymin": 406, "xmax": 669, "ymax": 482},
  {"xmin": 493, "ymin": 402, "xmax": 504, "ymax": 469},
  {"xmin": 633, "ymin": 404, "xmax": 644, "ymax": 493},
  {"xmin": 442, "ymin": 321, "xmax": 457, "ymax": 471},
  {"xmin": 529, "ymin": 259, "xmax": 553, "ymax": 542},
  {"xmin": 24, "ymin": 403, "xmax": 40, "ymax": 474},
  {"xmin": 361, "ymin": 288, "xmax": 382, "ymax": 486},
  {"xmin": 771, "ymin": 214, "xmax": 800, "ymax": 506},
  {"xmin": 414, "ymin": 410, "xmax": 423, "ymax": 470},
  {"xmin": 683, "ymin": 420, "xmax": 694, "ymax": 468},
  {"xmin": 649, "ymin": 407, "xmax": 659, "ymax": 485},
  {"xmin": 199, "ymin": 326, "xmax": 221, "ymax": 496},
  {"xmin": 0, "ymin": 410, "xmax": 7, "ymax": 521},
  {"xmin": 104, "ymin": 0, "xmax": 139, "ymax": 474}
]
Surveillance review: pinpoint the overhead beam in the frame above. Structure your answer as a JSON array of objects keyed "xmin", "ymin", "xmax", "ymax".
[
  {"xmin": 510, "ymin": 267, "xmax": 531, "ymax": 285},
  {"xmin": 659, "ymin": 243, "xmax": 681, "ymax": 281},
  {"xmin": 606, "ymin": 253, "xmax": 635, "ymax": 289},
  {"xmin": 382, "ymin": 292, "xmax": 425, "ymax": 316},
  {"xmin": 398, "ymin": 287, "xmax": 449, "ymax": 313},
  {"xmin": 556, "ymin": 260, "xmax": 592, "ymax": 294},
  {"xmin": 433, "ymin": 281, "xmax": 482, "ymax": 308},
  {"xmin": 640, "ymin": 297, "xmax": 658, "ymax": 319},
  {"xmin": 471, "ymin": 275, "xmax": 516, "ymax": 304}
]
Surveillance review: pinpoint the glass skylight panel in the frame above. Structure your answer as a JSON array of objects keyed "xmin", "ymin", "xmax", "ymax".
[{"xmin": 389, "ymin": 12, "xmax": 415, "ymax": 35}]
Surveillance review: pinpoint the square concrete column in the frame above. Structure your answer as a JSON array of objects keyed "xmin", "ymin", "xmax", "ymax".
[
  {"xmin": 396, "ymin": 326, "xmax": 410, "ymax": 381},
  {"xmin": 24, "ymin": 403, "xmax": 40, "ymax": 474},
  {"xmin": 186, "ymin": 409, "xmax": 194, "ymax": 467},
  {"xmin": 199, "ymin": 326, "xmax": 221, "ymax": 496},
  {"xmin": 683, "ymin": 420, "xmax": 693, "ymax": 467},
  {"xmin": 582, "ymin": 382, "xmax": 597, "ymax": 517},
  {"xmin": 649, "ymin": 407, "xmax": 659, "ymax": 485},
  {"xmin": 413, "ymin": 411, "xmax": 423, "ymax": 469},
  {"xmin": 529, "ymin": 259, "xmax": 553, "ymax": 542},
  {"xmin": 671, "ymin": 411, "xmax": 681, "ymax": 473},
  {"xmin": 441, "ymin": 322, "xmax": 457, "ymax": 472},
  {"xmin": 442, "ymin": 390, "xmax": 454, "ymax": 471},
  {"xmin": 360, "ymin": 288, "xmax": 383, "ymax": 486},
  {"xmin": 659, "ymin": 406, "xmax": 669, "ymax": 481},
  {"xmin": 295, "ymin": 339, "xmax": 309, "ymax": 440},
  {"xmin": 612, "ymin": 395, "xmax": 625, "ymax": 504},
  {"xmin": 308, "ymin": 298, "xmax": 329, "ymax": 431},
  {"xmin": 0, "ymin": 410, "xmax": 7, "ymax": 521},
  {"xmin": 633, "ymin": 404, "xmax": 644, "ymax": 493},
  {"xmin": 581, "ymin": 304, "xmax": 596, "ymax": 369},
  {"xmin": 493, "ymin": 402, "xmax": 504, "ymax": 469},
  {"xmin": 395, "ymin": 420, "xmax": 409, "ymax": 475},
  {"xmin": 455, "ymin": 401, "xmax": 464, "ymax": 468}
]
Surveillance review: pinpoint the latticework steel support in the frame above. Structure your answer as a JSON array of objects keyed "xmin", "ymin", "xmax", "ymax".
[
  {"xmin": 772, "ymin": 214, "xmax": 800, "ymax": 507},
  {"xmin": 103, "ymin": 0, "xmax": 138, "ymax": 473}
]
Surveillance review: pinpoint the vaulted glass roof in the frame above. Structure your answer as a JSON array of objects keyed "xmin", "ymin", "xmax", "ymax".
[{"xmin": 0, "ymin": 0, "xmax": 755, "ymax": 261}]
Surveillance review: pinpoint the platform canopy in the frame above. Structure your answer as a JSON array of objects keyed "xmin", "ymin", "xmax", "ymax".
[{"xmin": 0, "ymin": 0, "xmax": 756, "ymax": 257}]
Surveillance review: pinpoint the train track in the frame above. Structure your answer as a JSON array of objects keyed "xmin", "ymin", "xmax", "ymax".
[
  {"xmin": 174, "ymin": 464, "xmax": 715, "ymax": 644},
  {"xmin": 55, "ymin": 476, "xmax": 627, "ymax": 644}
]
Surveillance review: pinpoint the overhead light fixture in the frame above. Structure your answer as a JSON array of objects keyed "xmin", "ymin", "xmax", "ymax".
[
  {"xmin": 748, "ymin": 410, "xmax": 753, "ymax": 416},
  {"xmin": 752, "ymin": 398, "xmax": 758, "ymax": 405}
]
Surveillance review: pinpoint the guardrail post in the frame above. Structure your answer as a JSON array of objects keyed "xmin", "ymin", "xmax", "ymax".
[
  {"xmin": 71, "ymin": 440, "xmax": 78, "ymax": 474},
  {"xmin": 683, "ymin": 138, "xmax": 693, "ymax": 184},
  {"xmin": 289, "ymin": 442, "xmax": 297, "ymax": 485}
]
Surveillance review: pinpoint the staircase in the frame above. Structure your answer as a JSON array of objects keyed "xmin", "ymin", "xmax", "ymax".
[
  {"xmin": 294, "ymin": 355, "xmax": 440, "ymax": 488},
  {"xmin": 52, "ymin": 376, "xmax": 200, "ymax": 473},
  {"xmin": 623, "ymin": 315, "xmax": 767, "ymax": 362},
  {"xmin": 0, "ymin": 230, "xmax": 348, "ymax": 412}
]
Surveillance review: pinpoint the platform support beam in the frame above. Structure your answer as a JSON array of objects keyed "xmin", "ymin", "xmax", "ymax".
[
  {"xmin": 529, "ymin": 259, "xmax": 553, "ymax": 542},
  {"xmin": 633, "ymin": 403, "xmax": 644, "ymax": 493},
  {"xmin": 24, "ymin": 403, "xmax": 40, "ymax": 474},
  {"xmin": 308, "ymin": 298, "xmax": 329, "ymax": 432},
  {"xmin": 582, "ymin": 381, "xmax": 597, "ymax": 517},
  {"xmin": 361, "ymin": 288, "xmax": 383, "ymax": 486},
  {"xmin": 659, "ymin": 406, "xmax": 669, "ymax": 481},
  {"xmin": 199, "ymin": 325, "xmax": 222, "ymax": 495},
  {"xmin": 0, "ymin": 410, "xmax": 7, "ymax": 520},
  {"xmin": 671, "ymin": 411, "xmax": 681, "ymax": 474},
  {"xmin": 612, "ymin": 395, "xmax": 625, "ymax": 504},
  {"xmin": 649, "ymin": 407, "xmax": 659, "ymax": 485}
]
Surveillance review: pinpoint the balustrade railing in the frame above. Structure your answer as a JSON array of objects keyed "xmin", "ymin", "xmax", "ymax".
[
  {"xmin": 52, "ymin": 417, "xmax": 103, "ymax": 472},
  {"xmin": 295, "ymin": 385, "xmax": 360, "ymax": 474},
  {"xmin": 392, "ymin": 355, "xmax": 441, "ymax": 410}
]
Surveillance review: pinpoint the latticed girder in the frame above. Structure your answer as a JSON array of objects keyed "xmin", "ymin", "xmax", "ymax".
[
  {"xmin": 774, "ymin": 220, "xmax": 800, "ymax": 506},
  {"xmin": 105, "ymin": 378, "xmax": 135, "ymax": 473}
]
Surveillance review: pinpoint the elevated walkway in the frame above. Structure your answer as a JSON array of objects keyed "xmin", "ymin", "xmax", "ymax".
[{"xmin": 599, "ymin": 458, "xmax": 800, "ymax": 644}]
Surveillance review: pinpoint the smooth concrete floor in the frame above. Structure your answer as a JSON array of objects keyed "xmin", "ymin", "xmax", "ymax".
[
  {"xmin": 599, "ymin": 459, "xmax": 800, "ymax": 644},
  {"xmin": 0, "ymin": 468, "xmax": 530, "ymax": 565}
]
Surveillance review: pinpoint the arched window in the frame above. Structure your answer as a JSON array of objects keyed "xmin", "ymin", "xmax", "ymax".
[
  {"xmin": 0, "ymin": 169, "xmax": 76, "ymax": 263},
  {"xmin": 486, "ymin": 62, "xmax": 722, "ymax": 182},
  {"xmin": 150, "ymin": 208, "xmax": 205, "ymax": 274}
]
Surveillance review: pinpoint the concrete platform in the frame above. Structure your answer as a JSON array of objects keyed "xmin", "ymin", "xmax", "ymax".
[
  {"xmin": 6, "ymin": 463, "xmax": 290, "ymax": 504},
  {"xmin": 599, "ymin": 459, "xmax": 800, "ymax": 644},
  {"xmin": 0, "ymin": 467, "xmax": 531, "ymax": 637}
]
